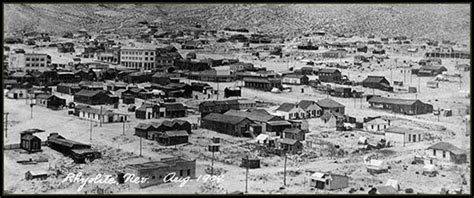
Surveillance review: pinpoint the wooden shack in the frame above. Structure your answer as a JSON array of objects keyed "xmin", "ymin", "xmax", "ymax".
[{"xmin": 240, "ymin": 157, "xmax": 260, "ymax": 169}]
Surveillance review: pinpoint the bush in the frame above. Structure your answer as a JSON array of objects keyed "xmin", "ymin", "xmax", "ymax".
[{"xmin": 405, "ymin": 188, "xmax": 414, "ymax": 193}]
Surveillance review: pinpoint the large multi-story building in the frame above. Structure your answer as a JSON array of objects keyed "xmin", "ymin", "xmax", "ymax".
[
  {"xmin": 120, "ymin": 47, "xmax": 156, "ymax": 70},
  {"xmin": 9, "ymin": 51, "xmax": 51, "ymax": 72}
]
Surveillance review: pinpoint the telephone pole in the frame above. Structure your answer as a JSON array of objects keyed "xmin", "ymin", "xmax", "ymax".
[
  {"xmin": 89, "ymin": 118, "xmax": 93, "ymax": 143},
  {"xmin": 283, "ymin": 152, "xmax": 287, "ymax": 186},
  {"xmin": 99, "ymin": 106, "xmax": 103, "ymax": 127},
  {"xmin": 122, "ymin": 119, "xmax": 125, "ymax": 136},
  {"xmin": 211, "ymin": 149, "xmax": 215, "ymax": 176},
  {"xmin": 245, "ymin": 155, "xmax": 249, "ymax": 193},
  {"xmin": 139, "ymin": 136, "xmax": 142, "ymax": 156},
  {"xmin": 4, "ymin": 113, "xmax": 9, "ymax": 138}
]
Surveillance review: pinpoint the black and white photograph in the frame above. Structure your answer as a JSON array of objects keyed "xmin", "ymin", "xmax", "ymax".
[{"xmin": 2, "ymin": 3, "xmax": 471, "ymax": 195}]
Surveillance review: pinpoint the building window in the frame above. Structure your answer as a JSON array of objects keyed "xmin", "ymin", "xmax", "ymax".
[
  {"xmin": 433, "ymin": 150, "xmax": 436, "ymax": 156},
  {"xmin": 152, "ymin": 176, "xmax": 155, "ymax": 179},
  {"xmin": 442, "ymin": 151, "xmax": 446, "ymax": 158},
  {"xmin": 180, "ymin": 170, "xmax": 183, "ymax": 176},
  {"xmin": 187, "ymin": 169, "xmax": 191, "ymax": 176},
  {"xmin": 145, "ymin": 52, "xmax": 148, "ymax": 55},
  {"xmin": 88, "ymin": 113, "xmax": 90, "ymax": 118},
  {"xmin": 408, "ymin": 134, "xmax": 411, "ymax": 142}
]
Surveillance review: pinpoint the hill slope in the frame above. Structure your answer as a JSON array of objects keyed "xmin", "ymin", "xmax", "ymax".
[{"xmin": 3, "ymin": 4, "xmax": 470, "ymax": 43}]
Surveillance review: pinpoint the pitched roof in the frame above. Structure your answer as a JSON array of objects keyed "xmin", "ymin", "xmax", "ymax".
[
  {"xmin": 298, "ymin": 100, "xmax": 321, "ymax": 110},
  {"xmin": 36, "ymin": 94, "xmax": 52, "ymax": 100},
  {"xmin": 318, "ymin": 68, "xmax": 340, "ymax": 74},
  {"xmin": 376, "ymin": 186, "xmax": 398, "ymax": 194},
  {"xmin": 363, "ymin": 76, "xmax": 388, "ymax": 83},
  {"xmin": 267, "ymin": 120, "xmax": 292, "ymax": 126},
  {"xmin": 279, "ymin": 138, "xmax": 299, "ymax": 145},
  {"xmin": 420, "ymin": 65, "xmax": 447, "ymax": 71},
  {"xmin": 162, "ymin": 103, "xmax": 185, "ymax": 111},
  {"xmin": 316, "ymin": 98, "xmax": 345, "ymax": 108},
  {"xmin": 202, "ymin": 113, "xmax": 249, "ymax": 125},
  {"xmin": 368, "ymin": 96, "xmax": 425, "ymax": 106},
  {"xmin": 224, "ymin": 109, "xmax": 280, "ymax": 122},
  {"xmin": 135, "ymin": 123, "xmax": 152, "ymax": 130},
  {"xmin": 162, "ymin": 130, "xmax": 189, "ymax": 137},
  {"xmin": 275, "ymin": 103, "xmax": 296, "ymax": 112},
  {"xmin": 366, "ymin": 118, "xmax": 389, "ymax": 125},
  {"xmin": 283, "ymin": 128, "xmax": 303, "ymax": 134},
  {"xmin": 385, "ymin": 126, "xmax": 422, "ymax": 134},
  {"xmin": 427, "ymin": 142, "xmax": 464, "ymax": 155},
  {"xmin": 74, "ymin": 89, "xmax": 105, "ymax": 97}
]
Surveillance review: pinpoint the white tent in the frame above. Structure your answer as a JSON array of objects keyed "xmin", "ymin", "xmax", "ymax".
[
  {"xmin": 358, "ymin": 137, "xmax": 368, "ymax": 144},
  {"xmin": 423, "ymin": 164, "xmax": 437, "ymax": 173},
  {"xmin": 385, "ymin": 179, "xmax": 400, "ymax": 190},
  {"xmin": 270, "ymin": 87, "xmax": 281, "ymax": 93},
  {"xmin": 151, "ymin": 89, "xmax": 165, "ymax": 96}
]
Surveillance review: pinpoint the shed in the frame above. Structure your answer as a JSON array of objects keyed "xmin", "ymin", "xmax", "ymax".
[
  {"xmin": 241, "ymin": 157, "xmax": 260, "ymax": 169},
  {"xmin": 25, "ymin": 170, "xmax": 48, "ymax": 180}
]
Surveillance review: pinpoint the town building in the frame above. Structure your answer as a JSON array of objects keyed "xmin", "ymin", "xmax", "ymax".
[
  {"xmin": 298, "ymin": 100, "xmax": 323, "ymax": 118},
  {"xmin": 76, "ymin": 106, "xmax": 130, "ymax": 123},
  {"xmin": 120, "ymin": 47, "xmax": 157, "ymax": 70},
  {"xmin": 35, "ymin": 94, "xmax": 67, "ymax": 110},
  {"xmin": 278, "ymin": 138, "xmax": 303, "ymax": 154},
  {"xmin": 125, "ymin": 157, "xmax": 196, "ymax": 188},
  {"xmin": 199, "ymin": 99, "xmax": 240, "ymax": 117},
  {"xmin": 283, "ymin": 128, "xmax": 305, "ymax": 141},
  {"xmin": 362, "ymin": 76, "xmax": 393, "ymax": 92},
  {"xmin": 384, "ymin": 126, "xmax": 424, "ymax": 146},
  {"xmin": 56, "ymin": 83, "xmax": 82, "ymax": 95},
  {"xmin": 157, "ymin": 131, "xmax": 189, "ymax": 146},
  {"xmin": 316, "ymin": 68, "xmax": 342, "ymax": 83},
  {"xmin": 243, "ymin": 77, "xmax": 282, "ymax": 91},
  {"xmin": 134, "ymin": 120, "xmax": 192, "ymax": 140},
  {"xmin": 9, "ymin": 53, "xmax": 51, "ymax": 72},
  {"xmin": 316, "ymin": 98, "xmax": 345, "ymax": 114},
  {"xmin": 282, "ymin": 74, "xmax": 309, "ymax": 85},
  {"xmin": 201, "ymin": 113, "xmax": 257, "ymax": 137},
  {"xmin": 321, "ymin": 49, "xmax": 347, "ymax": 58},
  {"xmin": 275, "ymin": 103, "xmax": 306, "ymax": 120},
  {"xmin": 224, "ymin": 109, "xmax": 283, "ymax": 133},
  {"xmin": 417, "ymin": 65, "xmax": 448, "ymax": 76},
  {"xmin": 6, "ymin": 88, "xmax": 29, "ymax": 99},
  {"xmin": 20, "ymin": 131, "xmax": 42, "ymax": 153},
  {"xmin": 310, "ymin": 172, "xmax": 349, "ymax": 190},
  {"xmin": 426, "ymin": 142, "xmax": 467, "ymax": 164},
  {"xmin": 425, "ymin": 47, "xmax": 470, "ymax": 59},
  {"xmin": 365, "ymin": 118, "xmax": 390, "ymax": 132},
  {"xmin": 368, "ymin": 96, "xmax": 433, "ymax": 115},
  {"xmin": 46, "ymin": 133, "xmax": 101, "ymax": 163},
  {"xmin": 74, "ymin": 89, "xmax": 119, "ymax": 105}
]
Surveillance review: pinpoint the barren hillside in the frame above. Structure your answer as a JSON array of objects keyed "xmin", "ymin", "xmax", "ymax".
[{"xmin": 4, "ymin": 4, "xmax": 470, "ymax": 43}]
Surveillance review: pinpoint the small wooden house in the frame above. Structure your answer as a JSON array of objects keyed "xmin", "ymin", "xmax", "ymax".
[
  {"xmin": 240, "ymin": 157, "xmax": 260, "ymax": 169},
  {"xmin": 25, "ymin": 170, "xmax": 48, "ymax": 180},
  {"xmin": 310, "ymin": 172, "xmax": 349, "ymax": 190},
  {"xmin": 20, "ymin": 132, "xmax": 42, "ymax": 153}
]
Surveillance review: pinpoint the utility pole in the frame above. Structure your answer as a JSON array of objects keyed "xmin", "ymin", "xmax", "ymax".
[
  {"xmin": 89, "ymin": 118, "xmax": 92, "ymax": 143},
  {"xmin": 4, "ymin": 113, "xmax": 9, "ymax": 138},
  {"xmin": 211, "ymin": 149, "xmax": 215, "ymax": 177},
  {"xmin": 245, "ymin": 155, "xmax": 249, "ymax": 193},
  {"xmin": 99, "ymin": 106, "xmax": 102, "ymax": 127},
  {"xmin": 418, "ymin": 76, "xmax": 420, "ymax": 94},
  {"xmin": 390, "ymin": 68, "xmax": 393, "ymax": 84},
  {"xmin": 283, "ymin": 152, "xmax": 287, "ymax": 186},
  {"xmin": 30, "ymin": 104, "xmax": 34, "ymax": 119},
  {"xmin": 139, "ymin": 136, "xmax": 142, "ymax": 157},
  {"xmin": 122, "ymin": 119, "xmax": 125, "ymax": 136}
]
